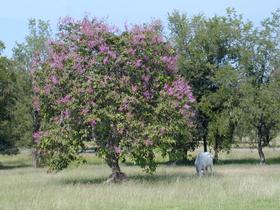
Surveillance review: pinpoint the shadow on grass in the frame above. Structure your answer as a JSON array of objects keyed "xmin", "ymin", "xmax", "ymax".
[
  {"xmin": 267, "ymin": 157, "xmax": 280, "ymax": 164},
  {"xmin": 60, "ymin": 174, "xmax": 194, "ymax": 185},
  {"xmin": 123, "ymin": 159, "xmax": 195, "ymax": 167},
  {"xmin": 217, "ymin": 158, "xmax": 259, "ymax": 165},
  {"xmin": 169, "ymin": 158, "xmax": 280, "ymax": 165},
  {"xmin": 0, "ymin": 163, "xmax": 31, "ymax": 170},
  {"xmin": 61, "ymin": 176, "xmax": 107, "ymax": 185},
  {"xmin": 60, "ymin": 171, "xmax": 221, "ymax": 186},
  {"xmin": 0, "ymin": 157, "xmax": 32, "ymax": 170},
  {"xmin": 128, "ymin": 173, "xmax": 196, "ymax": 183},
  {"xmin": 216, "ymin": 157, "xmax": 280, "ymax": 165},
  {"xmin": 125, "ymin": 157, "xmax": 280, "ymax": 166}
]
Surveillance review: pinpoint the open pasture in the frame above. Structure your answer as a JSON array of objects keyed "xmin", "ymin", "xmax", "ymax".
[{"xmin": 1, "ymin": 148, "xmax": 280, "ymax": 210}]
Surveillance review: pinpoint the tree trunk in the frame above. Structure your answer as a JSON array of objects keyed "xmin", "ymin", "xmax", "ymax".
[
  {"xmin": 203, "ymin": 136, "xmax": 207, "ymax": 152},
  {"xmin": 257, "ymin": 140, "xmax": 266, "ymax": 164},
  {"xmin": 214, "ymin": 148, "xmax": 219, "ymax": 161},
  {"xmin": 32, "ymin": 148, "xmax": 39, "ymax": 168},
  {"xmin": 214, "ymin": 138, "xmax": 219, "ymax": 161},
  {"xmin": 32, "ymin": 110, "xmax": 40, "ymax": 168},
  {"xmin": 257, "ymin": 121, "xmax": 266, "ymax": 165},
  {"xmin": 106, "ymin": 156, "xmax": 127, "ymax": 183}
]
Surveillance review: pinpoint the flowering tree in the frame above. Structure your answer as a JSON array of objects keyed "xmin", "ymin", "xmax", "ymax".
[{"xmin": 32, "ymin": 17, "xmax": 195, "ymax": 182}]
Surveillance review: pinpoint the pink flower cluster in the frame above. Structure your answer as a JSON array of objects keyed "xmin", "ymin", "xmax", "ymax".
[
  {"xmin": 56, "ymin": 95, "xmax": 72, "ymax": 105},
  {"xmin": 49, "ymin": 49, "xmax": 66, "ymax": 70},
  {"xmin": 32, "ymin": 131, "xmax": 48, "ymax": 144},
  {"xmin": 164, "ymin": 79, "xmax": 195, "ymax": 102},
  {"xmin": 160, "ymin": 56, "xmax": 177, "ymax": 71},
  {"xmin": 118, "ymin": 100, "xmax": 130, "ymax": 112},
  {"xmin": 114, "ymin": 146, "xmax": 122, "ymax": 155},
  {"xmin": 164, "ymin": 78, "xmax": 195, "ymax": 117},
  {"xmin": 62, "ymin": 109, "xmax": 70, "ymax": 119},
  {"xmin": 90, "ymin": 119, "xmax": 97, "ymax": 127},
  {"xmin": 51, "ymin": 75, "xmax": 59, "ymax": 84}
]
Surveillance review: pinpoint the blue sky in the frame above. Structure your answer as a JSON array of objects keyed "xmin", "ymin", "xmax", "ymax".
[{"xmin": 1, "ymin": 0, "xmax": 279, "ymax": 57}]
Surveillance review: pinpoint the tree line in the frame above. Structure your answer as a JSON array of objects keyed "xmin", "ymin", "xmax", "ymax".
[{"xmin": 0, "ymin": 9, "xmax": 280, "ymax": 180}]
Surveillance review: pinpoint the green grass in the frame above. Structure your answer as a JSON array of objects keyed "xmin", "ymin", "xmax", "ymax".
[{"xmin": 1, "ymin": 149, "xmax": 280, "ymax": 210}]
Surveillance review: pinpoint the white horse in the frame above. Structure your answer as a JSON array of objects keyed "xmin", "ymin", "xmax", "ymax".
[{"xmin": 195, "ymin": 152, "xmax": 214, "ymax": 176}]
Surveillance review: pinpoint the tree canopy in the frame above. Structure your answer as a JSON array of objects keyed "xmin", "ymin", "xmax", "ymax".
[
  {"xmin": 32, "ymin": 17, "xmax": 196, "ymax": 181},
  {"xmin": 168, "ymin": 8, "xmax": 280, "ymax": 162}
]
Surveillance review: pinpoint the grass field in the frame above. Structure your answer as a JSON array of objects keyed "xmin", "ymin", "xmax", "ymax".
[{"xmin": 1, "ymin": 148, "xmax": 280, "ymax": 210}]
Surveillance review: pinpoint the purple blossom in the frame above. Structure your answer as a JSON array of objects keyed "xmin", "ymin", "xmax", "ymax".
[
  {"xmin": 128, "ymin": 48, "xmax": 136, "ymax": 56},
  {"xmin": 152, "ymin": 35, "xmax": 163, "ymax": 44},
  {"xmin": 131, "ymin": 85, "xmax": 138, "ymax": 93},
  {"xmin": 33, "ymin": 86, "xmax": 40, "ymax": 94},
  {"xmin": 142, "ymin": 75, "xmax": 150, "ymax": 83},
  {"xmin": 179, "ymin": 108, "xmax": 187, "ymax": 116},
  {"xmin": 160, "ymin": 56, "xmax": 169, "ymax": 63},
  {"xmin": 87, "ymin": 40, "xmax": 96, "ymax": 48},
  {"xmin": 164, "ymin": 79, "xmax": 194, "ymax": 102},
  {"xmin": 103, "ymin": 56, "xmax": 109, "ymax": 65},
  {"xmin": 51, "ymin": 75, "xmax": 59, "ymax": 85},
  {"xmin": 114, "ymin": 146, "xmax": 122, "ymax": 155},
  {"xmin": 73, "ymin": 55, "xmax": 86, "ymax": 74},
  {"xmin": 166, "ymin": 86, "xmax": 174, "ymax": 96},
  {"xmin": 44, "ymin": 84, "xmax": 52, "ymax": 95},
  {"xmin": 183, "ymin": 103, "xmax": 190, "ymax": 109},
  {"xmin": 160, "ymin": 56, "xmax": 177, "ymax": 72},
  {"xmin": 108, "ymin": 50, "xmax": 117, "ymax": 59},
  {"xmin": 163, "ymin": 78, "xmax": 195, "ymax": 119},
  {"xmin": 32, "ymin": 131, "xmax": 41, "ymax": 141},
  {"xmin": 135, "ymin": 59, "xmax": 142, "ymax": 68},
  {"xmin": 50, "ymin": 53, "xmax": 65, "ymax": 70},
  {"xmin": 118, "ymin": 102, "xmax": 129, "ymax": 112},
  {"xmin": 189, "ymin": 94, "xmax": 196, "ymax": 103},
  {"xmin": 99, "ymin": 44, "xmax": 109, "ymax": 53},
  {"xmin": 132, "ymin": 33, "xmax": 145, "ymax": 45},
  {"xmin": 89, "ymin": 58, "xmax": 97, "ymax": 65},
  {"xmin": 90, "ymin": 119, "xmax": 97, "ymax": 127},
  {"xmin": 56, "ymin": 94, "xmax": 72, "ymax": 105},
  {"xmin": 59, "ymin": 16, "xmax": 75, "ymax": 26},
  {"xmin": 81, "ymin": 19, "xmax": 94, "ymax": 36},
  {"xmin": 32, "ymin": 131, "xmax": 48, "ymax": 144},
  {"xmin": 62, "ymin": 109, "xmax": 70, "ymax": 119},
  {"xmin": 143, "ymin": 91, "xmax": 153, "ymax": 99}
]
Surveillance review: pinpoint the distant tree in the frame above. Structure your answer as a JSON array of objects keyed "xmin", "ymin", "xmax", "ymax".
[
  {"xmin": 12, "ymin": 19, "xmax": 52, "ymax": 167},
  {"xmin": 199, "ymin": 68, "xmax": 240, "ymax": 160},
  {"xmin": 168, "ymin": 9, "xmax": 251, "ymax": 159},
  {"xmin": 238, "ymin": 9, "xmax": 280, "ymax": 164},
  {"xmin": 0, "ymin": 42, "xmax": 18, "ymax": 153},
  {"xmin": 32, "ymin": 17, "xmax": 196, "ymax": 182},
  {"xmin": 13, "ymin": 19, "xmax": 51, "ymax": 70}
]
